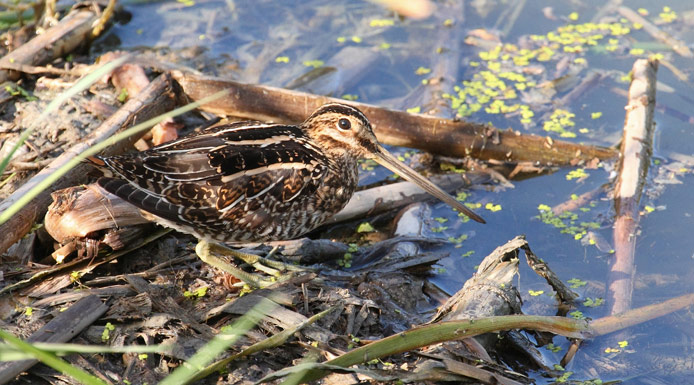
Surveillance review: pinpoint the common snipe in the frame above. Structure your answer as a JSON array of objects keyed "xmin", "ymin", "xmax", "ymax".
[{"xmin": 92, "ymin": 103, "xmax": 484, "ymax": 285}]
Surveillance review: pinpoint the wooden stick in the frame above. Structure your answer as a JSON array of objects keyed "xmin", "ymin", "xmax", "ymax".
[
  {"xmin": 551, "ymin": 185, "xmax": 605, "ymax": 215},
  {"xmin": 171, "ymin": 71, "xmax": 617, "ymax": 165},
  {"xmin": 0, "ymin": 74, "xmax": 176, "ymax": 255},
  {"xmin": 0, "ymin": 6, "xmax": 104, "ymax": 83},
  {"xmin": 592, "ymin": 293, "xmax": 694, "ymax": 336},
  {"xmin": 608, "ymin": 59, "xmax": 658, "ymax": 315},
  {"xmin": 0, "ymin": 295, "xmax": 108, "ymax": 384}
]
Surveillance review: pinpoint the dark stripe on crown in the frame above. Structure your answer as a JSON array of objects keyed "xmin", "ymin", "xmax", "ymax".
[{"xmin": 306, "ymin": 103, "xmax": 371, "ymax": 128}]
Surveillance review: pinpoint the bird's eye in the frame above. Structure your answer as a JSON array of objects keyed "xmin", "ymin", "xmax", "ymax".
[{"xmin": 337, "ymin": 118, "xmax": 351, "ymax": 131}]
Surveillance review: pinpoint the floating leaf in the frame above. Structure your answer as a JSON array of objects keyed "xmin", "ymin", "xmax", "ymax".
[{"xmin": 303, "ymin": 60, "xmax": 324, "ymax": 68}]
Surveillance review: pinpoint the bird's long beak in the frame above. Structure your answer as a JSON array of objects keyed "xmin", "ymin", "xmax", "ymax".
[{"xmin": 371, "ymin": 145, "xmax": 485, "ymax": 224}]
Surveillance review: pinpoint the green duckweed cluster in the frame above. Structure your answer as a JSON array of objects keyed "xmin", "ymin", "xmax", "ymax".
[
  {"xmin": 537, "ymin": 203, "xmax": 600, "ymax": 240},
  {"xmin": 543, "ymin": 109, "xmax": 576, "ymax": 138},
  {"xmin": 444, "ymin": 9, "xmax": 674, "ymax": 137}
]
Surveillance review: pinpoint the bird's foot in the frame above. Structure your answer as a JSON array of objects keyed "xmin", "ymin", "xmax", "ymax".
[{"xmin": 195, "ymin": 240, "xmax": 304, "ymax": 288}]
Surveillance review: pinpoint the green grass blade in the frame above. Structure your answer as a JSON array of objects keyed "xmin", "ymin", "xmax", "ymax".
[
  {"xmin": 0, "ymin": 341, "xmax": 171, "ymax": 361},
  {"xmin": 158, "ymin": 297, "xmax": 277, "ymax": 385},
  {"xmin": 191, "ymin": 305, "xmax": 337, "ymax": 383},
  {"xmin": 0, "ymin": 329, "xmax": 108, "ymax": 385}
]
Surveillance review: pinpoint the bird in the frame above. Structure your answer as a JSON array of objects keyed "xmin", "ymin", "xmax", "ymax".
[{"xmin": 90, "ymin": 103, "xmax": 485, "ymax": 286}]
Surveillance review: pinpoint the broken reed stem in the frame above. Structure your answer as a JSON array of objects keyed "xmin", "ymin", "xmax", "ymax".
[
  {"xmin": 171, "ymin": 71, "xmax": 617, "ymax": 165},
  {"xmin": 289, "ymin": 290, "xmax": 693, "ymax": 384},
  {"xmin": 591, "ymin": 293, "xmax": 694, "ymax": 336},
  {"xmin": 608, "ymin": 59, "xmax": 658, "ymax": 315}
]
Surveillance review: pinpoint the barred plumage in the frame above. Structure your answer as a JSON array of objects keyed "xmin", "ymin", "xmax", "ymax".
[{"xmin": 92, "ymin": 103, "xmax": 484, "ymax": 245}]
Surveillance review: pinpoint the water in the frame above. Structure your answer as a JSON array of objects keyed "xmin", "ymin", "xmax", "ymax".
[{"xmin": 97, "ymin": 0, "xmax": 694, "ymax": 382}]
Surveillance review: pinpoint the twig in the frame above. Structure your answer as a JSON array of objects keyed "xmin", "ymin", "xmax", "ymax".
[
  {"xmin": 591, "ymin": 0, "xmax": 622, "ymax": 23},
  {"xmin": 591, "ymin": 293, "xmax": 694, "ymax": 336},
  {"xmin": 91, "ymin": 0, "xmax": 116, "ymax": 36},
  {"xmin": 558, "ymin": 71, "xmax": 605, "ymax": 106},
  {"xmin": 551, "ymin": 185, "xmax": 606, "ymax": 215},
  {"xmin": 170, "ymin": 71, "xmax": 618, "ymax": 165},
  {"xmin": 0, "ymin": 62, "xmax": 73, "ymax": 75},
  {"xmin": 608, "ymin": 59, "xmax": 658, "ymax": 315}
]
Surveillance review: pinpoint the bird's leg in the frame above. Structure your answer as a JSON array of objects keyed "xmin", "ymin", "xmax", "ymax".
[
  {"xmin": 209, "ymin": 242, "xmax": 303, "ymax": 275},
  {"xmin": 194, "ymin": 240, "xmax": 303, "ymax": 288}
]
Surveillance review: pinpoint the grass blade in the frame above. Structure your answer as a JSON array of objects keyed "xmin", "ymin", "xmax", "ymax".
[
  {"xmin": 0, "ymin": 329, "xmax": 107, "ymax": 385},
  {"xmin": 158, "ymin": 297, "xmax": 277, "ymax": 385}
]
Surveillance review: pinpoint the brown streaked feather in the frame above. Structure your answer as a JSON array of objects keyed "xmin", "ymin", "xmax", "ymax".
[
  {"xmin": 93, "ymin": 102, "xmax": 484, "ymax": 244},
  {"xmin": 95, "ymin": 121, "xmax": 338, "ymax": 242}
]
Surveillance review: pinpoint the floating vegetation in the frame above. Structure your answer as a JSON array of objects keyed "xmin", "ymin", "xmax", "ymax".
[
  {"xmin": 546, "ymin": 343, "xmax": 562, "ymax": 352},
  {"xmin": 447, "ymin": 234, "xmax": 468, "ymax": 245},
  {"xmin": 302, "ymin": 60, "xmax": 324, "ymax": 68},
  {"xmin": 659, "ymin": 6, "xmax": 678, "ymax": 23},
  {"xmin": 570, "ymin": 310, "xmax": 586, "ymax": 320},
  {"xmin": 537, "ymin": 203, "xmax": 602, "ymax": 241},
  {"xmin": 369, "ymin": 19, "xmax": 394, "ymax": 27},
  {"xmin": 445, "ymin": 11, "xmax": 674, "ymax": 137},
  {"xmin": 566, "ymin": 168, "xmax": 589, "ymax": 181},
  {"xmin": 604, "ymin": 340, "xmax": 630, "ymax": 354},
  {"xmin": 544, "ymin": 109, "xmax": 577, "ymax": 138},
  {"xmin": 485, "ymin": 202, "xmax": 502, "ymax": 212},
  {"xmin": 415, "ymin": 66, "xmax": 431, "ymax": 75},
  {"xmin": 5, "ymin": 84, "xmax": 38, "ymax": 101},
  {"xmin": 583, "ymin": 297, "xmax": 604, "ymax": 307},
  {"xmin": 439, "ymin": 162, "xmax": 466, "ymax": 173}
]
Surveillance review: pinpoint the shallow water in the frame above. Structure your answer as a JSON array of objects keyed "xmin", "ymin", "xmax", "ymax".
[{"xmin": 98, "ymin": 0, "xmax": 694, "ymax": 383}]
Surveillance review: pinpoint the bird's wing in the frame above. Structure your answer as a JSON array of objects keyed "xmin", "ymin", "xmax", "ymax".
[{"xmin": 96, "ymin": 123, "xmax": 328, "ymax": 232}]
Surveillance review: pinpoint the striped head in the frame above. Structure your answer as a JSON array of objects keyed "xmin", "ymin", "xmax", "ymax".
[
  {"xmin": 301, "ymin": 103, "xmax": 379, "ymax": 159},
  {"xmin": 301, "ymin": 103, "xmax": 486, "ymax": 224}
]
